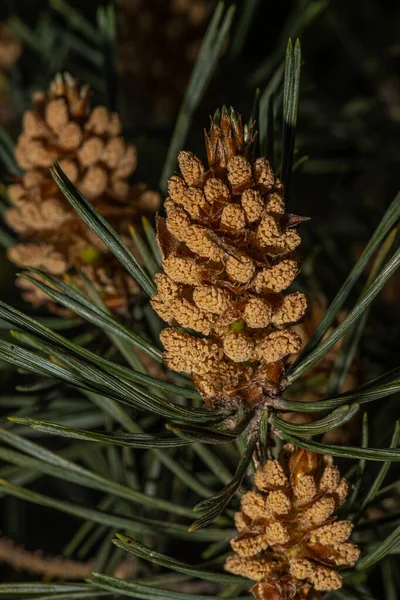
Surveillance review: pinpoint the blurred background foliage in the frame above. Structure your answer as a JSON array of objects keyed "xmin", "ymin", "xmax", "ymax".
[{"xmin": 0, "ymin": 0, "xmax": 399, "ymax": 596}]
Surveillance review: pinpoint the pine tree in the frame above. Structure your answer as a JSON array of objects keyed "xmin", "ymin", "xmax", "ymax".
[{"xmin": 0, "ymin": 3, "xmax": 399, "ymax": 600}]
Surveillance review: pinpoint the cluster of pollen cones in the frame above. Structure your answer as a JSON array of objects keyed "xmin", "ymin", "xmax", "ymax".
[
  {"xmin": 6, "ymin": 73, "xmax": 160, "ymax": 313},
  {"xmin": 225, "ymin": 445, "xmax": 360, "ymax": 600},
  {"xmin": 3, "ymin": 71, "xmax": 362, "ymax": 600},
  {"xmin": 150, "ymin": 108, "xmax": 361, "ymax": 598},
  {"xmin": 151, "ymin": 107, "xmax": 307, "ymax": 409}
]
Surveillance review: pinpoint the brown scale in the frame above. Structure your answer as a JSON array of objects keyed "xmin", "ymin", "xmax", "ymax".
[
  {"xmin": 152, "ymin": 107, "xmax": 307, "ymax": 408},
  {"xmin": 225, "ymin": 445, "xmax": 360, "ymax": 600},
  {"xmin": 6, "ymin": 73, "xmax": 160, "ymax": 314}
]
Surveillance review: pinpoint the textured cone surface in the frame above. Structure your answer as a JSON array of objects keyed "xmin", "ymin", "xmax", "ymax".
[
  {"xmin": 6, "ymin": 73, "xmax": 160, "ymax": 313},
  {"xmin": 225, "ymin": 444, "xmax": 360, "ymax": 600},
  {"xmin": 152, "ymin": 108, "xmax": 307, "ymax": 408}
]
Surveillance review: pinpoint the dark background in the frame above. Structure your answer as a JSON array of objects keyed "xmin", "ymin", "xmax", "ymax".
[{"xmin": 0, "ymin": 0, "xmax": 399, "ymax": 588}]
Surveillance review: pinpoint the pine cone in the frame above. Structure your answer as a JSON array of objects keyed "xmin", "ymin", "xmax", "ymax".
[
  {"xmin": 225, "ymin": 445, "xmax": 360, "ymax": 600},
  {"xmin": 6, "ymin": 73, "xmax": 160, "ymax": 313},
  {"xmin": 151, "ymin": 107, "xmax": 307, "ymax": 408}
]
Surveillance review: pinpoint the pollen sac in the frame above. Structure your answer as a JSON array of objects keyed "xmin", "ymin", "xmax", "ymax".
[
  {"xmin": 226, "ymin": 253, "xmax": 256, "ymax": 284},
  {"xmin": 152, "ymin": 108, "xmax": 307, "ymax": 409},
  {"xmin": 244, "ymin": 297, "xmax": 273, "ymax": 328},
  {"xmin": 265, "ymin": 191, "xmax": 285, "ymax": 214},
  {"xmin": 241, "ymin": 188, "xmax": 265, "ymax": 224},
  {"xmin": 255, "ymin": 213, "xmax": 302, "ymax": 255},
  {"xmin": 204, "ymin": 177, "xmax": 230, "ymax": 203},
  {"xmin": 223, "ymin": 332, "xmax": 254, "ymax": 363},
  {"xmin": 255, "ymin": 459, "xmax": 289, "ymax": 491},
  {"xmin": 182, "ymin": 187, "xmax": 209, "ymax": 219},
  {"xmin": 220, "ymin": 204, "xmax": 247, "ymax": 232},
  {"xmin": 272, "ymin": 292, "xmax": 307, "ymax": 325},
  {"xmin": 6, "ymin": 73, "xmax": 160, "ymax": 315},
  {"xmin": 178, "ymin": 151, "xmax": 204, "ymax": 185},
  {"xmin": 225, "ymin": 445, "xmax": 359, "ymax": 598},
  {"xmin": 252, "ymin": 157, "xmax": 275, "ymax": 190},
  {"xmin": 252, "ymin": 260, "xmax": 299, "ymax": 294},
  {"xmin": 193, "ymin": 285, "xmax": 233, "ymax": 315},
  {"xmin": 227, "ymin": 155, "xmax": 253, "ymax": 192}
]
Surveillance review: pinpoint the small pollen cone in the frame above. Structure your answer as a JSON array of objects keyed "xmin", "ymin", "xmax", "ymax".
[
  {"xmin": 151, "ymin": 107, "xmax": 307, "ymax": 408},
  {"xmin": 6, "ymin": 73, "xmax": 160, "ymax": 314},
  {"xmin": 225, "ymin": 445, "xmax": 360, "ymax": 600}
]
